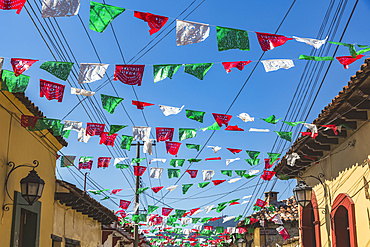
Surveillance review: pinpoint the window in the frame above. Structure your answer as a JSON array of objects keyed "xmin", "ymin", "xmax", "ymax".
[{"xmin": 331, "ymin": 193, "xmax": 358, "ymax": 247}]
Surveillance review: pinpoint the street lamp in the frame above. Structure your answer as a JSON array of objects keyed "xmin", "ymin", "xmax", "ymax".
[
  {"xmin": 293, "ymin": 180, "xmax": 312, "ymax": 208},
  {"xmin": 237, "ymin": 238, "xmax": 246, "ymax": 247}
]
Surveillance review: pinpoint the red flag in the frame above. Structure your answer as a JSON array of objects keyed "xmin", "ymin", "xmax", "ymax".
[
  {"xmin": 190, "ymin": 208, "xmax": 200, "ymax": 216},
  {"xmin": 0, "ymin": 0, "xmax": 26, "ymax": 14},
  {"xmin": 183, "ymin": 212, "xmax": 190, "ymax": 217},
  {"xmin": 114, "ymin": 65, "xmax": 145, "ymax": 86},
  {"xmin": 336, "ymin": 54, "xmax": 364, "ymax": 69},
  {"xmin": 115, "ymin": 210, "xmax": 125, "ymax": 215},
  {"xmin": 56, "ymin": 154, "xmax": 61, "ymax": 160},
  {"xmin": 134, "ymin": 11, "xmax": 169, "ymax": 35},
  {"xmin": 301, "ymin": 131, "xmax": 318, "ymax": 139},
  {"xmin": 226, "ymin": 148, "xmax": 242, "ymax": 154},
  {"xmin": 225, "ymin": 125, "xmax": 244, "ymax": 131},
  {"xmin": 86, "ymin": 123, "xmax": 105, "ymax": 136},
  {"xmin": 255, "ymin": 199, "xmax": 267, "ymax": 208},
  {"xmin": 264, "ymin": 158, "xmax": 279, "ymax": 169},
  {"xmin": 238, "ymin": 227, "xmax": 248, "ymax": 233},
  {"xmin": 230, "ymin": 202, "xmax": 240, "ymax": 206},
  {"xmin": 132, "ymin": 100, "xmax": 155, "ymax": 110},
  {"xmin": 261, "ymin": 170, "xmax": 275, "ymax": 181},
  {"xmin": 205, "ymin": 157, "xmax": 221, "ymax": 161},
  {"xmin": 186, "ymin": 170, "xmax": 198, "ymax": 178},
  {"xmin": 162, "ymin": 207, "xmax": 173, "ymax": 216},
  {"xmin": 222, "ymin": 61, "xmax": 251, "ymax": 73},
  {"xmin": 212, "ymin": 180, "xmax": 226, "ymax": 186},
  {"xmin": 21, "ymin": 115, "xmax": 38, "ymax": 130},
  {"xmin": 322, "ymin": 124, "xmax": 338, "ymax": 135},
  {"xmin": 134, "ymin": 165, "xmax": 147, "ymax": 176},
  {"xmin": 119, "ymin": 200, "xmax": 131, "ymax": 209},
  {"xmin": 165, "ymin": 141, "xmax": 181, "ymax": 156},
  {"xmin": 212, "ymin": 113, "xmax": 232, "ymax": 127},
  {"xmin": 256, "ymin": 32, "xmax": 293, "ymax": 51},
  {"xmin": 204, "ymin": 226, "xmax": 213, "ymax": 231},
  {"xmin": 250, "ymin": 218, "xmax": 258, "ymax": 224},
  {"xmin": 11, "ymin": 58, "xmax": 38, "ymax": 76},
  {"xmin": 156, "ymin": 127, "xmax": 174, "ymax": 142},
  {"xmin": 79, "ymin": 160, "xmax": 92, "ymax": 170},
  {"xmin": 99, "ymin": 132, "xmax": 117, "ymax": 147},
  {"xmin": 277, "ymin": 227, "xmax": 291, "ymax": 240},
  {"xmin": 111, "ymin": 189, "xmax": 122, "ymax": 195},
  {"xmin": 209, "ymin": 217, "xmax": 221, "ymax": 222},
  {"xmin": 40, "ymin": 79, "xmax": 65, "ymax": 102},
  {"xmin": 151, "ymin": 186, "xmax": 164, "ymax": 193},
  {"xmin": 97, "ymin": 157, "xmax": 111, "ymax": 168}
]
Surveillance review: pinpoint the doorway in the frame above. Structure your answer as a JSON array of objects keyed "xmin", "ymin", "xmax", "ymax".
[{"xmin": 18, "ymin": 209, "xmax": 38, "ymax": 247}]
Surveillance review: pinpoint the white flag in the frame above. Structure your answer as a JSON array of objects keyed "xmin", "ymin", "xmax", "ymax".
[
  {"xmin": 226, "ymin": 158, "xmax": 240, "ymax": 166},
  {"xmin": 205, "ymin": 205, "xmax": 214, "ymax": 213},
  {"xmin": 143, "ymin": 139, "xmax": 154, "ymax": 155},
  {"xmin": 77, "ymin": 128, "xmax": 91, "ymax": 143},
  {"xmin": 202, "ymin": 170, "xmax": 215, "ymax": 181},
  {"xmin": 166, "ymin": 185, "xmax": 178, "ymax": 192},
  {"xmin": 114, "ymin": 157, "xmax": 129, "ymax": 166},
  {"xmin": 181, "ymin": 218, "xmax": 192, "ymax": 225},
  {"xmin": 159, "ymin": 105, "xmax": 184, "ymax": 116},
  {"xmin": 182, "ymin": 229, "xmax": 191, "ymax": 235},
  {"xmin": 238, "ymin": 113, "xmax": 254, "ymax": 122},
  {"xmin": 286, "ymin": 152, "xmax": 300, "ymax": 166},
  {"xmin": 261, "ymin": 59, "xmax": 295, "ymax": 72},
  {"xmin": 42, "ymin": 0, "xmax": 81, "ymax": 18},
  {"xmin": 150, "ymin": 167, "xmax": 163, "ymax": 179},
  {"xmin": 192, "ymin": 209, "xmax": 203, "ymax": 215},
  {"xmin": 248, "ymin": 170, "xmax": 259, "ymax": 176},
  {"xmin": 227, "ymin": 227, "xmax": 236, "ymax": 234},
  {"xmin": 133, "ymin": 202, "xmax": 140, "ymax": 213},
  {"xmin": 302, "ymin": 123, "xmax": 318, "ymax": 137},
  {"xmin": 223, "ymin": 216, "xmax": 235, "ymax": 223},
  {"xmin": 241, "ymin": 200, "xmax": 250, "ymax": 204},
  {"xmin": 260, "ymin": 220, "xmax": 265, "ymax": 227},
  {"xmin": 0, "ymin": 57, "xmax": 4, "ymax": 71},
  {"xmin": 133, "ymin": 126, "xmax": 151, "ymax": 141},
  {"xmin": 271, "ymin": 214, "xmax": 283, "ymax": 225},
  {"xmin": 249, "ymin": 128, "xmax": 270, "ymax": 132},
  {"xmin": 228, "ymin": 178, "xmax": 242, "ymax": 183},
  {"xmin": 193, "ymin": 225, "xmax": 202, "ymax": 230},
  {"xmin": 243, "ymin": 195, "xmax": 252, "ymax": 199},
  {"xmin": 293, "ymin": 36, "xmax": 328, "ymax": 49},
  {"xmin": 176, "ymin": 20, "xmax": 210, "ymax": 46},
  {"xmin": 63, "ymin": 120, "xmax": 82, "ymax": 132},
  {"xmin": 78, "ymin": 63, "xmax": 108, "ymax": 84},
  {"xmin": 150, "ymin": 159, "xmax": 166, "ymax": 164},
  {"xmin": 207, "ymin": 146, "xmax": 222, "ymax": 153},
  {"xmin": 71, "ymin": 87, "xmax": 95, "ymax": 97}
]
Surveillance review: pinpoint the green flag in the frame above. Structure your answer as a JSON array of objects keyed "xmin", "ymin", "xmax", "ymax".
[
  {"xmin": 245, "ymin": 159, "xmax": 260, "ymax": 166},
  {"xmin": 179, "ymin": 128, "xmax": 197, "ymax": 141},
  {"xmin": 274, "ymin": 131, "xmax": 292, "ymax": 142},
  {"xmin": 186, "ymin": 110, "xmax": 205, "ymax": 123},
  {"xmin": 101, "ymin": 196, "xmax": 110, "ymax": 200},
  {"xmin": 182, "ymin": 184, "xmax": 193, "ymax": 194},
  {"xmin": 245, "ymin": 218, "xmax": 250, "ymax": 225},
  {"xmin": 235, "ymin": 170, "xmax": 246, "ymax": 177},
  {"xmin": 234, "ymin": 215, "xmax": 242, "ymax": 222},
  {"xmin": 244, "ymin": 174, "xmax": 257, "ymax": 179},
  {"xmin": 216, "ymin": 202, "xmax": 228, "ymax": 212},
  {"xmin": 267, "ymin": 205, "xmax": 276, "ymax": 212},
  {"xmin": 89, "ymin": 189, "xmax": 109, "ymax": 195},
  {"xmin": 357, "ymin": 46, "xmax": 370, "ymax": 55},
  {"xmin": 192, "ymin": 218, "xmax": 200, "ymax": 224},
  {"xmin": 267, "ymin": 152, "xmax": 281, "ymax": 164},
  {"xmin": 282, "ymin": 121, "xmax": 305, "ymax": 127},
  {"xmin": 261, "ymin": 115, "xmax": 281, "ymax": 124},
  {"xmin": 247, "ymin": 228, "xmax": 254, "ymax": 234},
  {"xmin": 40, "ymin": 61, "xmax": 73, "ymax": 81},
  {"xmin": 201, "ymin": 217, "xmax": 212, "ymax": 223},
  {"xmin": 253, "ymin": 205, "xmax": 262, "ymax": 211},
  {"xmin": 188, "ymin": 158, "xmax": 202, "ymax": 163},
  {"xmin": 1, "ymin": 70, "xmax": 30, "ymax": 93},
  {"xmin": 153, "ymin": 64, "xmax": 182, "ymax": 83},
  {"xmin": 186, "ymin": 144, "xmax": 201, "ymax": 151},
  {"xmin": 116, "ymin": 163, "xmax": 129, "ymax": 169},
  {"xmin": 279, "ymin": 174, "xmax": 290, "ymax": 180},
  {"xmin": 174, "ymin": 228, "xmax": 182, "ymax": 234},
  {"xmin": 148, "ymin": 205, "xmax": 159, "ymax": 214},
  {"xmin": 215, "ymin": 226, "xmax": 224, "ymax": 234},
  {"xmin": 299, "ymin": 55, "xmax": 334, "ymax": 61},
  {"xmin": 132, "ymin": 214, "xmax": 147, "ymax": 223},
  {"xmin": 109, "ymin": 124, "xmax": 127, "ymax": 135},
  {"xmin": 137, "ymin": 187, "xmax": 149, "ymax": 194},
  {"xmin": 89, "ymin": 1, "xmax": 125, "ymax": 33},
  {"xmin": 101, "ymin": 94, "xmax": 124, "ymax": 114},
  {"xmin": 198, "ymin": 182, "xmax": 210, "ymax": 188},
  {"xmin": 168, "ymin": 168, "xmax": 181, "ymax": 178},
  {"xmin": 229, "ymin": 199, "xmax": 240, "ymax": 204},
  {"xmin": 131, "ymin": 158, "xmax": 146, "ymax": 164},
  {"xmin": 175, "ymin": 209, "xmax": 186, "ymax": 218},
  {"xmin": 246, "ymin": 150, "xmax": 260, "ymax": 160},
  {"xmin": 201, "ymin": 122, "xmax": 221, "ymax": 131},
  {"xmin": 216, "ymin": 26, "xmax": 250, "ymax": 51},
  {"xmin": 42, "ymin": 118, "xmax": 62, "ymax": 134},
  {"xmin": 121, "ymin": 135, "xmax": 133, "ymax": 150},
  {"xmin": 329, "ymin": 41, "xmax": 357, "ymax": 57},
  {"xmin": 167, "ymin": 215, "xmax": 177, "ymax": 224},
  {"xmin": 170, "ymin": 159, "xmax": 185, "ymax": 167},
  {"xmin": 184, "ymin": 63, "xmax": 213, "ymax": 80},
  {"xmin": 221, "ymin": 170, "xmax": 232, "ymax": 177}
]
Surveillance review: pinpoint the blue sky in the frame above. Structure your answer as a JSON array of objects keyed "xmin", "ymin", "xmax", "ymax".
[{"xmin": 1, "ymin": 0, "xmax": 369, "ymax": 225}]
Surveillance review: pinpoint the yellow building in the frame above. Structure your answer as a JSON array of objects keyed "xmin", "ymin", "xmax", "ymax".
[
  {"xmin": 274, "ymin": 58, "xmax": 370, "ymax": 247},
  {"xmin": 0, "ymin": 90, "xmax": 67, "ymax": 246}
]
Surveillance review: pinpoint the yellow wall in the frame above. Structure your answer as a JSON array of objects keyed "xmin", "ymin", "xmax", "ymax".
[
  {"xmin": 53, "ymin": 201, "xmax": 102, "ymax": 247},
  {"xmin": 300, "ymin": 120, "xmax": 370, "ymax": 247},
  {"xmin": 0, "ymin": 91, "xmax": 64, "ymax": 246}
]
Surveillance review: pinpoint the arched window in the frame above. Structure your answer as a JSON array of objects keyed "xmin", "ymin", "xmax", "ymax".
[
  {"xmin": 300, "ymin": 190, "xmax": 321, "ymax": 247},
  {"xmin": 331, "ymin": 193, "xmax": 358, "ymax": 247}
]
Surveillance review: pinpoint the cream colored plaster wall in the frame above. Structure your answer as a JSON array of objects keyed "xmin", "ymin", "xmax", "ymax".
[
  {"xmin": 301, "ymin": 120, "xmax": 370, "ymax": 247},
  {"xmin": 0, "ymin": 92, "xmax": 63, "ymax": 246},
  {"xmin": 53, "ymin": 201, "xmax": 102, "ymax": 247}
]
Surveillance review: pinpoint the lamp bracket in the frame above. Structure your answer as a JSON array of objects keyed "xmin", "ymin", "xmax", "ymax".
[{"xmin": 2, "ymin": 160, "xmax": 40, "ymax": 211}]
